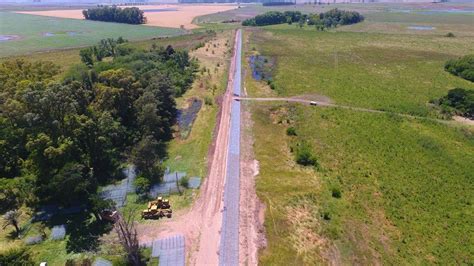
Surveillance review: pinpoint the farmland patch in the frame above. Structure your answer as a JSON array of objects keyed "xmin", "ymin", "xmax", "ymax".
[{"xmin": 0, "ymin": 12, "xmax": 184, "ymax": 57}]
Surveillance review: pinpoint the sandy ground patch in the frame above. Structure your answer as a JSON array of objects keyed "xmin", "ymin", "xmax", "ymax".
[
  {"xmin": 16, "ymin": 4, "xmax": 237, "ymax": 29},
  {"xmin": 453, "ymin": 116, "xmax": 474, "ymax": 126}
]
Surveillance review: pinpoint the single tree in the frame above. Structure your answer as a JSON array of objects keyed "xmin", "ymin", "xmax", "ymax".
[
  {"xmin": 175, "ymin": 172, "xmax": 182, "ymax": 196},
  {"xmin": 80, "ymin": 48, "xmax": 94, "ymax": 67},
  {"xmin": 134, "ymin": 176, "xmax": 151, "ymax": 198},
  {"xmin": 114, "ymin": 211, "xmax": 141, "ymax": 265},
  {"xmin": 3, "ymin": 210, "xmax": 21, "ymax": 237}
]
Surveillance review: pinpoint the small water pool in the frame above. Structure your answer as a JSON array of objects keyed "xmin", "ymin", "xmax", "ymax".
[
  {"xmin": 144, "ymin": 8, "xmax": 178, "ymax": 13},
  {"xmin": 390, "ymin": 9, "xmax": 474, "ymax": 14},
  {"xmin": 42, "ymin": 31, "xmax": 81, "ymax": 37},
  {"xmin": 0, "ymin": 35, "xmax": 20, "ymax": 42},
  {"xmin": 407, "ymin": 26, "xmax": 436, "ymax": 31}
]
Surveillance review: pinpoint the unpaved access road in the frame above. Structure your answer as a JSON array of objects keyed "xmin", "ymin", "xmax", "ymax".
[
  {"xmin": 235, "ymin": 97, "xmax": 469, "ymax": 125},
  {"xmin": 137, "ymin": 30, "xmax": 242, "ymax": 265}
]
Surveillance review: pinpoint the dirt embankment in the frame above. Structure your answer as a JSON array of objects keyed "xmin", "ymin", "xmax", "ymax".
[{"xmin": 239, "ymin": 100, "xmax": 267, "ymax": 265}]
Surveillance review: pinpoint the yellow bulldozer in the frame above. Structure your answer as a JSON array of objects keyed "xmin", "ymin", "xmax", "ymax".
[{"xmin": 141, "ymin": 196, "xmax": 172, "ymax": 219}]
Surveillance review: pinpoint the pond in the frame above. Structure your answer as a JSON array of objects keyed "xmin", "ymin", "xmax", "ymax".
[
  {"xmin": 249, "ymin": 55, "xmax": 275, "ymax": 81},
  {"xmin": 407, "ymin": 26, "xmax": 436, "ymax": 31},
  {"xmin": 42, "ymin": 31, "xmax": 81, "ymax": 37},
  {"xmin": 144, "ymin": 8, "xmax": 178, "ymax": 13},
  {"xmin": 177, "ymin": 98, "xmax": 202, "ymax": 139},
  {"xmin": 0, "ymin": 35, "xmax": 20, "ymax": 42}
]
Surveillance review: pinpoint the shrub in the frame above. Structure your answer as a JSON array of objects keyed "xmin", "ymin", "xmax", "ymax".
[
  {"xmin": 445, "ymin": 54, "xmax": 474, "ymax": 82},
  {"xmin": 445, "ymin": 32, "xmax": 455, "ymax": 37},
  {"xmin": 295, "ymin": 142, "xmax": 318, "ymax": 167},
  {"xmin": 331, "ymin": 187, "xmax": 342, "ymax": 199},
  {"xmin": 204, "ymin": 96, "xmax": 214, "ymax": 106},
  {"xmin": 437, "ymin": 88, "xmax": 474, "ymax": 119},
  {"xmin": 134, "ymin": 176, "xmax": 151, "ymax": 196},
  {"xmin": 0, "ymin": 248, "xmax": 34, "ymax": 266},
  {"xmin": 322, "ymin": 211, "xmax": 331, "ymax": 221},
  {"xmin": 179, "ymin": 176, "xmax": 189, "ymax": 189},
  {"xmin": 286, "ymin": 127, "xmax": 297, "ymax": 136}
]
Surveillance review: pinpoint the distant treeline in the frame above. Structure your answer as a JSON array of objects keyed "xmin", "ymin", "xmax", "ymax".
[
  {"xmin": 432, "ymin": 55, "xmax": 474, "ymax": 119},
  {"xmin": 242, "ymin": 9, "xmax": 364, "ymax": 29},
  {"xmin": 445, "ymin": 54, "xmax": 474, "ymax": 82},
  {"xmin": 82, "ymin": 6, "xmax": 146, "ymax": 24},
  {"xmin": 262, "ymin": 2, "xmax": 295, "ymax": 6}
]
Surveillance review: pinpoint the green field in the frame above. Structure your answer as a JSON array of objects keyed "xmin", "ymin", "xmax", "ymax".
[
  {"xmin": 244, "ymin": 7, "xmax": 474, "ymax": 265},
  {"xmin": 252, "ymin": 20, "xmax": 474, "ymax": 117},
  {"xmin": 0, "ymin": 12, "xmax": 184, "ymax": 57}
]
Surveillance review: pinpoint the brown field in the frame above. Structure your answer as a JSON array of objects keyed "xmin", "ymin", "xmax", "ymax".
[{"xmin": 16, "ymin": 4, "xmax": 237, "ymax": 29}]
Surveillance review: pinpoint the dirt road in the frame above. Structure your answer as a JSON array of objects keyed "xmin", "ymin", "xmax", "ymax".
[
  {"xmin": 235, "ymin": 97, "xmax": 464, "ymax": 125},
  {"xmin": 137, "ymin": 30, "xmax": 240, "ymax": 265}
]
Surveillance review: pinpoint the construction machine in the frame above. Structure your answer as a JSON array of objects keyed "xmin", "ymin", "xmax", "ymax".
[
  {"xmin": 148, "ymin": 196, "xmax": 171, "ymax": 209},
  {"xmin": 141, "ymin": 208, "xmax": 172, "ymax": 219},
  {"xmin": 142, "ymin": 196, "xmax": 172, "ymax": 219}
]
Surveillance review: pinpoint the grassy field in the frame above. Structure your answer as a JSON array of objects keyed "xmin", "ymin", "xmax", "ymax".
[
  {"xmin": 1, "ymin": 31, "xmax": 214, "ymax": 73},
  {"xmin": 244, "ymin": 7, "xmax": 474, "ymax": 265},
  {"xmin": 251, "ymin": 21, "xmax": 474, "ymax": 117},
  {"xmin": 196, "ymin": 2, "xmax": 474, "ymax": 23},
  {"xmin": 0, "ymin": 12, "xmax": 184, "ymax": 57}
]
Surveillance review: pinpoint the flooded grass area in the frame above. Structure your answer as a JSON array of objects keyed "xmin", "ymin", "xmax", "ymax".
[
  {"xmin": 249, "ymin": 55, "xmax": 275, "ymax": 81},
  {"xmin": 177, "ymin": 98, "xmax": 202, "ymax": 140}
]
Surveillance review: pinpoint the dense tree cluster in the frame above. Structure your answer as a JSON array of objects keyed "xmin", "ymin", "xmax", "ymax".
[
  {"xmin": 242, "ymin": 11, "xmax": 295, "ymax": 26},
  {"xmin": 79, "ymin": 37, "xmax": 130, "ymax": 66},
  {"xmin": 242, "ymin": 9, "xmax": 364, "ymax": 29},
  {"xmin": 445, "ymin": 54, "xmax": 474, "ymax": 82},
  {"xmin": 0, "ymin": 39, "xmax": 197, "ymax": 216},
  {"xmin": 435, "ymin": 88, "xmax": 474, "ymax": 119},
  {"xmin": 82, "ymin": 6, "xmax": 146, "ymax": 24}
]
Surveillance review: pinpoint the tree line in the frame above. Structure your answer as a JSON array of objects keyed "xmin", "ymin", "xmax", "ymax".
[
  {"xmin": 431, "ymin": 55, "xmax": 474, "ymax": 119},
  {"xmin": 0, "ymin": 38, "xmax": 197, "ymax": 219},
  {"xmin": 445, "ymin": 54, "xmax": 474, "ymax": 82},
  {"xmin": 242, "ymin": 9, "xmax": 364, "ymax": 30},
  {"xmin": 83, "ymin": 6, "xmax": 147, "ymax": 24}
]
